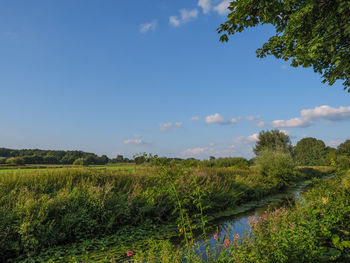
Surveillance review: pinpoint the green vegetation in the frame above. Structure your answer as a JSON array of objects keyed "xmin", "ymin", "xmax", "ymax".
[
  {"xmin": 294, "ymin": 137, "xmax": 327, "ymax": 166},
  {"xmin": 218, "ymin": 0, "xmax": 350, "ymax": 91},
  {"xmin": 0, "ymin": 162, "xmax": 332, "ymax": 262},
  {"xmin": 2, "ymin": 132, "xmax": 350, "ymax": 262},
  {"xmin": 253, "ymin": 130, "xmax": 293, "ymax": 156}
]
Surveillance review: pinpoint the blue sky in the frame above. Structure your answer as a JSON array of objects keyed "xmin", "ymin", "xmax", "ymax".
[{"xmin": 1, "ymin": 0, "xmax": 349, "ymax": 159}]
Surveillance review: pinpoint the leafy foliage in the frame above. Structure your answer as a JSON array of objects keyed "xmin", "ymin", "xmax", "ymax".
[
  {"xmin": 254, "ymin": 129, "xmax": 293, "ymax": 156},
  {"xmin": 218, "ymin": 0, "xmax": 350, "ymax": 91},
  {"xmin": 294, "ymin": 137, "xmax": 327, "ymax": 165}
]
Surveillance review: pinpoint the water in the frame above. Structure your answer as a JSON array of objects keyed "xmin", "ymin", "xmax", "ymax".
[{"xmin": 190, "ymin": 179, "xmax": 317, "ymax": 260}]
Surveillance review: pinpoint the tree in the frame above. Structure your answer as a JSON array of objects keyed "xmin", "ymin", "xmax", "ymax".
[
  {"xmin": 336, "ymin": 140, "xmax": 350, "ymax": 156},
  {"xmin": 294, "ymin": 137, "xmax": 326, "ymax": 165},
  {"xmin": 254, "ymin": 130, "xmax": 293, "ymax": 156},
  {"xmin": 218, "ymin": 0, "xmax": 350, "ymax": 91}
]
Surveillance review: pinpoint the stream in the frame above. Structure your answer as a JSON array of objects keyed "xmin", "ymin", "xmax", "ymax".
[{"xmin": 186, "ymin": 176, "xmax": 332, "ymax": 260}]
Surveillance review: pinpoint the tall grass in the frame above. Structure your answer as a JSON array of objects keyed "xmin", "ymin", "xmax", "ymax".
[{"xmin": 0, "ymin": 165, "xmax": 332, "ymax": 261}]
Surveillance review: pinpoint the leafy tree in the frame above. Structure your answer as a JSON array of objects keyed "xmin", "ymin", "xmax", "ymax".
[
  {"xmin": 294, "ymin": 137, "xmax": 326, "ymax": 165},
  {"xmin": 336, "ymin": 140, "xmax": 350, "ymax": 156},
  {"xmin": 6, "ymin": 157, "xmax": 24, "ymax": 166},
  {"xmin": 218, "ymin": 0, "xmax": 350, "ymax": 91},
  {"xmin": 73, "ymin": 158, "xmax": 85, "ymax": 166},
  {"xmin": 255, "ymin": 149, "xmax": 295, "ymax": 185},
  {"xmin": 254, "ymin": 130, "xmax": 293, "ymax": 156}
]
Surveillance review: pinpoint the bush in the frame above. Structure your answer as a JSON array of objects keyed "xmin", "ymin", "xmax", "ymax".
[
  {"xmin": 336, "ymin": 155, "xmax": 350, "ymax": 170},
  {"xmin": 255, "ymin": 149, "xmax": 295, "ymax": 185},
  {"xmin": 5, "ymin": 157, "xmax": 24, "ymax": 166},
  {"xmin": 73, "ymin": 158, "xmax": 85, "ymax": 166}
]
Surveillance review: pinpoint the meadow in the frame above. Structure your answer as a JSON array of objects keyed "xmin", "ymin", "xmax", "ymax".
[{"xmin": 0, "ymin": 162, "xmax": 334, "ymax": 262}]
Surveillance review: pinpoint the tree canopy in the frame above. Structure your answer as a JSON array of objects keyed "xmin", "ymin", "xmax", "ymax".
[
  {"xmin": 254, "ymin": 130, "xmax": 293, "ymax": 156},
  {"xmin": 218, "ymin": 0, "xmax": 350, "ymax": 91},
  {"xmin": 294, "ymin": 137, "xmax": 326, "ymax": 165}
]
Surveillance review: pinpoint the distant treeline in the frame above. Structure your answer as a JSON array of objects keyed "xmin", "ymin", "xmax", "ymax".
[
  {"xmin": 0, "ymin": 148, "xmax": 132, "ymax": 166},
  {"xmin": 1, "ymin": 136, "xmax": 350, "ymax": 168}
]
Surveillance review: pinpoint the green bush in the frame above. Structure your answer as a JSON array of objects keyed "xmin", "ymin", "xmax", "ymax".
[
  {"xmin": 336, "ymin": 155, "xmax": 350, "ymax": 170},
  {"xmin": 255, "ymin": 149, "xmax": 295, "ymax": 185}
]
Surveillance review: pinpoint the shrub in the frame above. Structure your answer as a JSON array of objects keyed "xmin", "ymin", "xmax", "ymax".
[
  {"xmin": 255, "ymin": 149, "xmax": 295, "ymax": 185},
  {"xmin": 336, "ymin": 155, "xmax": 350, "ymax": 170}
]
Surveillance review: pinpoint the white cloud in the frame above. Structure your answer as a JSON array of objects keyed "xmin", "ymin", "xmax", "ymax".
[
  {"xmin": 124, "ymin": 139, "xmax": 143, "ymax": 145},
  {"xmin": 160, "ymin": 122, "xmax": 173, "ymax": 131},
  {"xmin": 231, "ymin": 117, "xmax": 240, "ymax": 123},
  {"xmin": 160, "ymin": 122, "xmax": 183, "ymax": 131},
  {"xmin": 256, "ymin": 121, "xmax": 265, "ymax": 127},
  {"xmin": 139, "ymin": 20, "xmax": 157, "ymax": 33},
  {"xmin": 247, "ymin": 115, "xmax": 259, "ymax": 121},
  {"xmin": 327, "ymin": 136, "xmax": 350, "ymax": 148},
  {"xmin": 198, "ymin": 0, "xmax": 211, "ymax": 14},
  {"xmin": 213, "ymin": 0, "xmax": 231, "ymax": 15},
  {"xmin": 234, "ymin": 133, "xmax": 259, "ymax": 144},
  {"xmin": 272, "ymin": 105, "xmax": 350, "ymax": 128},
  {"xmin": 205, "ymin": 113, "xmax": 225, "ymax": 124},
  {"xmin": 182, "ymin": 147, "xmax": 208, "ymax": 156},
  {"xmin": 280, "ymin": 129, "xmax": 290, "ymax": 136},
  {"xmin": 169, "ymin": 8, "xmax": 198, "ymax": 27},
  {"xmin": 169, "ymin": 16, "xmax": 181, "ymax": 27},
  {"xmin": 181, "ymin": 145, "xmax": 235, "ymax": 157},
  {"xmin": 209, "ymin": 142, "xmax": 215, "ymax": 147},
  {"xmin": 281, "ymin": 65, "xmax": 288, "ymax": 69},
  {"xmin": 191, "ymin": 116, "xmax": 200, "ymax": 121},
  {"xmin": 175, "ymin": 122, "xmax": 183, "ymax": 128}
]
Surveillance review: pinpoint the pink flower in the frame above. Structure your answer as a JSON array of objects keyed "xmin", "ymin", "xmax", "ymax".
[
  {"xmin": 272, "ymin": 227, "xmax": 276, "ymax": 232},
  {"xmin": 290, "ymin": 223, "xmax": 295, "ymax": 228},
  {"xmin": 127, "ymin": 251, "xmax": 134, "ymax": 258},
  {"xmin": 223, "ymin": 238, "xmax": 230, "ymax": 248},
  {"xmin": 213, "ymin": 233, "xmax": 218, "ymax": 240}
]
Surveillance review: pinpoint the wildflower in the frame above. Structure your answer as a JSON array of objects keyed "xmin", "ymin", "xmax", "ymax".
[
  {"xmin": 223, "ymin": 238, "xmax": 230, "ymax": 248},
  {"xmin": 127, "ymin": 251, "xmax": 134, "ymax": 258},
  {"xmin": 235, "ymin": 233, "xmax": 240, "ymax": 240},
  {"xmin": 213, "ymin": 233, "xmax": 218, "ymax": 240},
  {"xmin": 321, "ymin": 197, "xmax": 328, "ymax": 204},
  {"xmin": 290, "ymin": 223, "xmax": 295, "ymax": 228},
  {"xmin": 272, "ymin": 227, "xmax": 276, "ymax": 232}
]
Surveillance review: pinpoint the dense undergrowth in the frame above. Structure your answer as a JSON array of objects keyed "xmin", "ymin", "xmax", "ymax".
[
  {"xmin": 127, "ymin": 170, "xmax": 350, "ymax": 262},
  {"xmin": 0, "ymin": 163, "xmax": 333, "ymax": 262}
]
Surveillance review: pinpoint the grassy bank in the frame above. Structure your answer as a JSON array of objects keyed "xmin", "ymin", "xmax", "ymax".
[
  {"xmin": 0, "ymin": 165, "xmax": 333, "ymax": 262},
  {"xmin": 124, "ymin": 169, "xmax": 350, "ymax": 262}
]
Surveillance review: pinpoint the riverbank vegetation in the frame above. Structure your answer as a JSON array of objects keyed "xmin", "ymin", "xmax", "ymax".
[
  {"xmin": 1, "ymin": 130, "xmax": 349, "ymax": 262},
  {"xmin": 0, "ymin": 163, "xmax": 333, "ymax": 262}
]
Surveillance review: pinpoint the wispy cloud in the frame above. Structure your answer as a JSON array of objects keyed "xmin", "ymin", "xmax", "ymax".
[
  {"xmin": 175, "ymin": 122, "xmax": 183, "ymax": 128},
  {"xmin": 205, "ymin": 113, "xmax": 225, "ymax": 124},
  {"xmin": 191, "ymin": 116, "xmax": 200, "ymax": 121},
  {"xmin": 231, "ymin": 117, "xmax": 241, "ymax": 123},
  {"xmin": 198, "ymin": 0, "xmax": 211, "ymax": 14},
  {"xmin": 205, "ymin": 113, "xmax": 240, "ymax": 125},
  {"xmin": 234, "ymin": 133, "xmax": 259, "ymax": 144},
  {"xmin": 327, "ymin": 136, "xmax": 350, "ymax": 148},
  {"xmin": 139, "ymin": 20, "xmax": 157, "ymax": 33},
  {"xmin": 213, "ymin": 0, "xmax": 231, "ymax": 15},
  {"xmin": 160, "ymin": 122, "xmax": 183, "ymax": 131},
  {"xmin": 181, "ymin": 144, "xmax": 235, "ymax": 157},
  {"xmin": 124, "ymin": 139, "xmax": 144, "ymax": 145},
  {"xmin": 169, "ymin": 8, "xmax": 199, "ymax": 27},
  {"xmin": 247, "ymin": 115, "xmax": 259, "ymax": 121},
  {"xmin": 256, "ymin": 121, "xmax": 265, "ymax": 127},
  {"xmin": 272, "ymin": 105, "xmax": 350, "ymax": 128}
]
